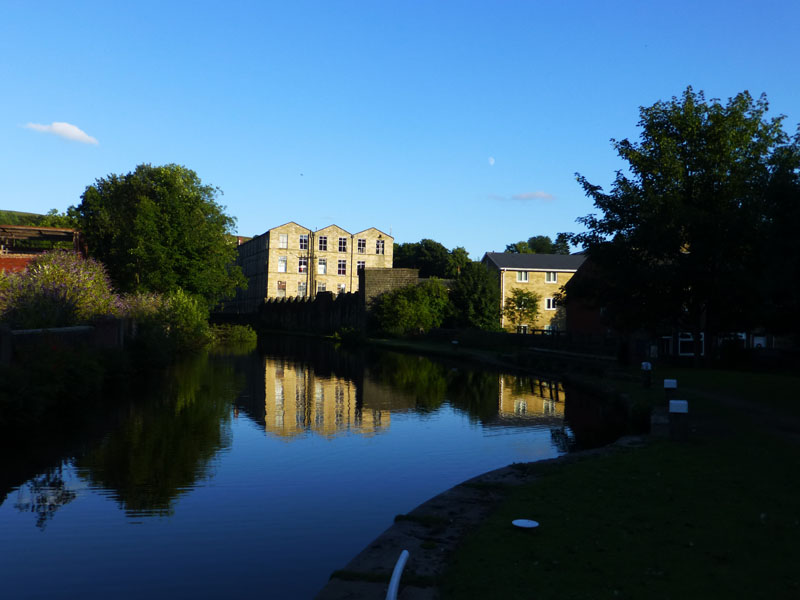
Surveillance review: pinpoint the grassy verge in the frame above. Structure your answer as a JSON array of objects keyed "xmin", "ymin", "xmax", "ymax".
[{"xmin": 440, "ymin": 369, "xmax": 800, "ymax": 599}]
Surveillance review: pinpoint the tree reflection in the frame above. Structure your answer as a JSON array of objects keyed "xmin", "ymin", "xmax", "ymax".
[
  {"xmin": 75, "ymin": 353, "xmax": 242, "ymax": 516},
  {"xmin": 13, "ymin": 463, "xmax": 77, "ymax": 530},
  {"xmin": 366, "ymin": 353, "xmax": 449, "ymax": 412}
]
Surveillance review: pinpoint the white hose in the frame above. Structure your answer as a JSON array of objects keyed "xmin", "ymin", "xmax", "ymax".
[{"xmin": 385, "ymin": 549, "xmax": 410, "ymax": 600}]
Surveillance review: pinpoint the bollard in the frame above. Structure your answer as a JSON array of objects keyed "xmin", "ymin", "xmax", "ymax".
[
  {"xmin": 641, "ymin": 361, "xmax": 652, "ymax": 388},
  {"xmin": 669, "ymin": 399, "xmax": 689, "ymax": 441},
  {"xmin": 664, "ymin": 378, "xmax": 677, "ymax": 403}
]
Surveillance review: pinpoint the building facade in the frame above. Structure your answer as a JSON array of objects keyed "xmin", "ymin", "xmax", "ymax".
[
  {"xmin": 482, "ymin": 252, "xmax": 586, "ymax": 332},
  {"xmin": 230, "ymin": 222, "xmax": 393, "ymax": 312}
]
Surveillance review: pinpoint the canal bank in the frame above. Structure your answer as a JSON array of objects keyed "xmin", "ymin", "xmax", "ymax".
[
  {"xmin": 317, "ymin": 368, "xmax": 800, "ymax": 599},
  {"xmin": 316, "ymin": 434, "xmax": 649, "ymax": 600}
]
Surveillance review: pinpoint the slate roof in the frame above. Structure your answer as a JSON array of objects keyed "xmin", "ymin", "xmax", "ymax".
[{"xmin": 482, "ymin": 252, "xmax": 586, "ymax": 271}]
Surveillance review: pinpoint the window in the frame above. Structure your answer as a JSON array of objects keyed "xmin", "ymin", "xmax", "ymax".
[
  {"xmin": 277, "ymin": 256, "xmax": 287, "ymax": 273},
  {"xmin": 317, "ymin": 282, "xmax": 326, "ymax": 293},
  {"xmin": 357, "ymin": 238, "xmax": 366, "ymax": 254},
  {"xmin": 298, "ymin": 257, "xmax": 308, "ymax": 273},
  {"xmin": 338, "ymin": 259, "xmax": 346, "ymax": 275},
  {"xmin": 278, "ymin": 233, "xmax": 288, "ymax": 249},
  {"xmin": 516, "ymin": 271, "xmax": 529, "ymax": 282},
  {"xmin": 545, "ymin": 297, "xmax": 557, "ymax": 310},
  {"xmin": 517, "ymin": 325, "xmax": 529, "ymax": 334},
  {"xmin": 318, "ymin": 258, "xmax": 327, "ymax": 275},
  {"xmin": 376, "ymin": 239, "xmax": 384, "ymax": 254},
  {"xmin": 357, "ymin": 260, "xmax": 365, "ymax": 271},
  {"xmin": 276, "ymin": 280, "xmax": 286, "ymax": 298},
  {"xmin": 318, "ymin": 236, "xmax": 327, "ymax": 251},
  {"xmin": 337, "ymin": 283, "xmax": 346, "ymax": 294},
  {"xmin": 338, "ymin": 237, "xmax": 347, "ymax": 252},
  {"xmin": 545, "ymin": 271, "xmax": 558, "ymax": 283},
  {"xmin": 298, "ymin": 282, "xmax": 307, "ymax": 297},
  {"xmin": 299, "ymin": 234, "xmax": 308, "ymax": 250}
]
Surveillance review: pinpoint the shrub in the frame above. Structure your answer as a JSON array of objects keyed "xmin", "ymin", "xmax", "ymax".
[
  {"xmin": 0, "ymin": 251, "xmax": 118, "ymax": 329},
  {"xmin": 209, "ymin": 323, "xmax": 257, "ymax": 345},
  {"xmin": 372, "ymin": 279, "xmax": 450, "ymax": 336}
]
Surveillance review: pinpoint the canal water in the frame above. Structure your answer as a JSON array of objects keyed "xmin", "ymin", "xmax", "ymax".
[{"xmin": 0, "ymin": 339, "xmax": 613, "ymax": 598}]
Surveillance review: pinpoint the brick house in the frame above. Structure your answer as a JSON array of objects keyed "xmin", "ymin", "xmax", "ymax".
[
  {"xmin": 482, "ymin": 252, "xmax": 586, "ymax": 332},
  {"xmin": 229, "ymin": 222, "xmax": 393, "ymax": 312}
]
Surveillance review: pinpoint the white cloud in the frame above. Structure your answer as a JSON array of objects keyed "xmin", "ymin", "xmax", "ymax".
[
  {"xmin": 488, "ymin": 156, "xmax": 495, "ymax": 166},
  {"xmin": 512, "ymin": 191, "xmax": 555, "ymax": 201},
  {"xmin": 489, "ymin": 191, "xmax": 556, "ymax": 202},
  {"xmin": 24, "ymin": 121, "xmax": 99, "ymax": 145}
]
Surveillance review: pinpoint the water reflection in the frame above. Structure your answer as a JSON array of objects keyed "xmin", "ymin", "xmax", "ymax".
[
  {"xmin": 1, "ymin": 339, "xmax": 628, "ymax": 599},
  {"xmin": 498, "ymin": 374, "xmax": 564, "ymax": 419},
  {"xmin": 73, "ymin": 353, "xmax": 242, "ymax": 516},
  {"xmin": 238, "ymin": 339, "xmax": 570, "ymax": 439},
  {"xmin": 13, "ymin": 463, "xmax": 77, "ymax": 529},
  {"xmin": 263, "ymin": 359, "xmax": 389, "ymax": 438}
]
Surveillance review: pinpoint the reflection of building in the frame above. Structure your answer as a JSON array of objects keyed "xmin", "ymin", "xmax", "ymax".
[
  {"xmin": 498, "ymin": 374, "xmax": 565, "ymax": 419},
  {"xmin": 263, "ymin": 357, "xmax": 389, "ymax": 438},
  {"xmin": 482, "ymin": 252, "xmax": 586, "ymax": 332}
]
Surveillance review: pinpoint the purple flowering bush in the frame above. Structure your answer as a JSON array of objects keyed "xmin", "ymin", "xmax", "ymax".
[
  {"xmin": 0, "ymin": 251, "xmax": 118, "ymax": 329},
  {"xmin": 1, "ymin": 252, "xmax": 215, "ymax": 357}
]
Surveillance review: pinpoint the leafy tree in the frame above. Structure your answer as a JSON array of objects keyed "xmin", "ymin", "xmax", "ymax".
[
  {"xmin": 37, "ymin": 209, "xmax": 78, "ymax": 229},
  {"xmin": 393, "ymin": 239, "xmax": 474, "ymax": 279},
  {"xmin": 372, "ymin": 279, "xmax": 450, "ymax": 336},
  {"xmin": 505, "ymin": 234, "xmax": 570, "ymax": 255},
  {"xmin": 759, "ymin": 135, "xmax": 800, "ymax": 336},
  {"xmin": 449, "ymin": 261, "xmax": 501, "ymax": 330},
  {"xmin": 447, "ymin": 246, "xmax": 471, "ymax": 277},
  {"xmin": 553, "ymin": 233, "xmax": 571, "ymax": 255},
  {"xmin": 393, "ymin": 239, "xmax": 452, "ymax": 278},
  {"xmin": 503, "ymin": 288, "xmax": 540, "ymax": 331},
  {"xmin": 571, "ymin": 87, "xmax": 792, "ymax": 361},
  {"xmin": 505, "ymin": 240, "xmax": 533, "ymax": 254},
  {"xmin": 71, "ymin": 164, "xmax": 246, "ymax": 305}
]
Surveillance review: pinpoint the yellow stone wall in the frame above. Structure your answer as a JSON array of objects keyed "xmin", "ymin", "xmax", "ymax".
[
  {"xmin": 499, "ymin": 268, "xmax": 573, "ymax": 331},
  {"xmin": 257, "ymin": 222, "xmax": 393, "ymax": 300},
  {"xmin": 262, "ymin": 356, "xmax": 389, "ymax": 438},
  {"xmin": 265, "ymin": 222, "xmax": 313, "ymax": 299}
]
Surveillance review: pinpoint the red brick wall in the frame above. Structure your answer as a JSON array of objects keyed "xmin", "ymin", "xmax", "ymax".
[{"xmin": 0, "ymin": 255, "xmax": 35, "ymax": 273}]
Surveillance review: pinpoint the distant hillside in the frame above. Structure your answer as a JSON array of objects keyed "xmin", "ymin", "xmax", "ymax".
[{"xmin": 0, "ymin": 210, "xmax": 46, "ymax": 226}]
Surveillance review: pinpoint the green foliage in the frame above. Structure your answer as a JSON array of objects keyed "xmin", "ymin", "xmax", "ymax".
[
  {"xmin": 0, "ymin": 210, "xmax": 44, "ymax": 226},
  {"xmin": 449, "ymin": 261, "xmax": 501, "ymax": 330},
  {"xmin": 394, "ymin": 239, "xmax": 472, "ymax": 278},
  {"xmin": 570, "ymin": 87, "xmax": 796, "ymax": 346},
  {"xmin": 37, "ymin": 208, "xmax": 79, "ymax": 228},
  {"xmin": 505, "ymin": 234, "xmax": 570, "ymax": 255},
  {"xmin": 447, "ymin": 246, "xmax": 471, "ymax": 276},
  {"xmin": 209, "ymin": 323, "xmax": 258, "ymax": 345},
  {"xmin": 372, "ymin": 279, "xmax": 450, "ymax": 336},
  {"xmin": 72, "ymin": 163, "xmax": 246, "ymax": 305},
  {"xmin": 331, "ymin": 326, "xmax": 367, "ymax": 346},
  {"xmin": 503, "ymin": 288, "xmax": 541, "ymax": 329},
  {"xmin": 0, "ymin": 251, "xmax": 118, "ymax": 328}
]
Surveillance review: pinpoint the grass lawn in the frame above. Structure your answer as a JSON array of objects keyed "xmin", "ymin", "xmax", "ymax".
[{"xmin": 440, "ymin": 369, "xmax": 800, "ymax": 599}]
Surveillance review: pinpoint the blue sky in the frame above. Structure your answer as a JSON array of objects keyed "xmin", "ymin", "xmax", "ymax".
[{"xmin": 2, "ymin": 0, "xmax": 798, "ymax": 258}]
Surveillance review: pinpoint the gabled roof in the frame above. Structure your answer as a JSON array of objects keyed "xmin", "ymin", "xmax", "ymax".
[
  {"xmin": 267, "ymin": 221, "xmax": 311, "ymax": 233},
  {"xmin": 353, "ymin": 226, "xmax": 393, "ymax": 239},
  {"xmin": 482, "ymin": 252, "xmax": 586, "ymax": 271}
]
